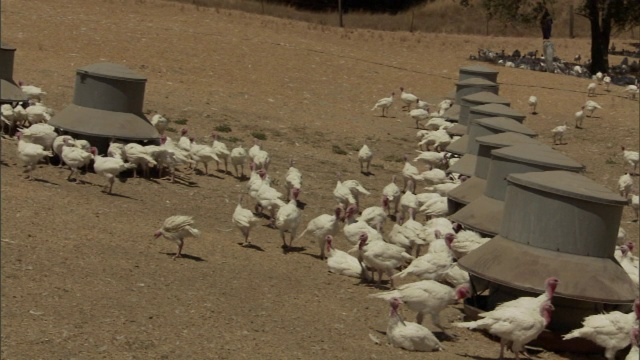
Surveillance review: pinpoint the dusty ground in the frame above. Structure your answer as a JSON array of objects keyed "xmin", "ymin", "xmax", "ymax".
[{"xmin": 1, "ymin": 0, "xmax": 639, "ymax": 359}]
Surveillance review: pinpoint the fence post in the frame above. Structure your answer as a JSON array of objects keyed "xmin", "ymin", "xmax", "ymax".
[
  {"xmin": 410, "ymin": 10, "xmax": 415, "ymax": 33},
  {"xmin": 338, "ymin": 0, "xmax": 343, "ymax": 27},
  {"xmin": 569, "ymin": 4, "xmax": 574, "ymax": 38}
]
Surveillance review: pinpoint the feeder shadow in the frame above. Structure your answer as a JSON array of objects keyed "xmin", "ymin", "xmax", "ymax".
[
  {"xmin": 161, "ymin": 252, "xmax": 206, "ymax": 262},
  {"xmin": 237, "ymin": 242, "xmax": 265, "ymax": 252}
]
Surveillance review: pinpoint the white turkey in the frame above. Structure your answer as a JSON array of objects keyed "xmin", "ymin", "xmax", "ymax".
[
  {"xmin": 617, "ymin": 245, "xmax": 639, "ymax": 294},
  {"xmin": 402, "ymin": 155, "xmax": 423, "ymax": 192},
  {"xmin": 52, "ymin": 135, "xmax": 75, "ymax": 167},
  {"xmin": 419, "ymin": 194, "xmax": 448, "ymax": 221},
  {"xmin": 418, "ymin": 129, "xmax": 452, "ymax": 152},
  {"xmin": 528, "ymin": 95, "xmax": 538, "ymax": 114},
  {"xmin": 232, "ymin": 195, "xmax": 261, "ymax": 246},
  {"xmin": 229, "ymin": 145, "xmax": 248, "ymax": 178},
  {"xmin": 210, "ymin": 132, "xmax": 231, "ymax": 173},
  {"xmin": 424, "ymin": 181, "xmax": 463, "ymax": 197},
  {"xmin": 399, "ymin": 87, "xmax": 418, "ymax": 111},
  {"xmin": 91, "ymin": 149, "xmax": 137, "ymax": 194},
  {"xmin": 15, "ymin": 131, "xmax": 53, "ymax": 180},
  {"xmin": 252, "ymin": 149, "xmax": 271, "ymax": 171},
  {"xmin": 124, "ymin": 143, "xmax": 157, "ymax": 178},
  {"xmin": 343, "ymin": 205, "xmax": 384, "ymax": 246},
  {"xmin": 19, "ymin": 82, "xmax": 47, "ymax": 102},
  {"xmin": 420, "ymin": 168, "xmax": 449, "ymax": 186},
  {"xmin": 333, "ymin": 175, "xmax": 357, "ymax": 210},
  {"xmin": 159, "ymin": 135, "xmax": 196, "ymax": 182},
  {"xmin": 150, "ymin": 114, "xmax": 169, "ymax": 135},
  {"xmin": 25, "ymin": 102, "xmax": 54, "ymax": 125},
  {"xmin": 595, "ymin": 71, "xmax": 604, "ymax": 84},
  {"xmin": 551, "ymin": 122, "xmax": 568, "ymax": 145},
  {"xmin": 385, "ymin": 298, "xmax": 443, "ymax": 352},
  {"xmin": 584, "ymin": 100, "xmax": 602, "ymax": 117},
  {"xmin": 587, "ymin": 82, "xmax": 597, "ymax": 97},
  {"xmin": 603, "ymin": 75, "xmax": 612, "ymax": 91},
  {"xmin": 358, "ymin": 140, "xmax": 373, "ymax": 174},
  {"xmin": 284, "ymin": 158, "xmax": 303, "ymax": 201},
  {"xmin": 399, "ymin": 180, "xmax": 419, "ymax": 221},
  {"xmin": 456, "ymin": 300, "xmax": 555, "ymax": 360},
  {"xmin": 440, "ymin": 263, "xmax": 471, "ymax": 287},
  {"xmin": 624, "ymin": 84, "xmax": 639, "ymax": 100},
  {"xmin": 189, "ymin": 138, "xmax": 221, "ymax": 175},
  {"xmin": 408, "ymin": 108, "xmax": 430, "ymax": 129},
  {"xmin": 562, "ymin": 299, "xmax": 640, "ymax": 360},
  {"xmin": 416, "ymin": 98, "xmax": 432, "ymax": 110},
  {"xmin": 621, "ymin": 146, "xmax": 639, "ymax": 174},
  {"xmin": 153, "ymin": 215, "xmax": 201, "ymax": 260},
  {"xmin": 60, "ymin": 139, "xmax": 93, "ymax": 182},
  {"xmin": 370, "ymin": 281, "xmax": 471, "ymax": 330},
  {"xmin": 357, "ymin": 232, "xmax": 414, "ymax": 288},
  {"xmin": 382, "ymin": 175, "xmax": 402, "ymax": 216},
  {"xmin": 413, "ymin": 150, "xmax": 447, "ymax": 170},
  {"xmin": 619, "ymin": 173, "xmax": 633, "ymax": 198},
  {"xmin": 1, "ymin": 104, "xmax": 17, "ymax": 135},
  {"xmin": 371, "ymin": 92, "xmax": 394, "ymax": 117},
  {"xmin": 251, "ymin": 170, "xmax": 286, "ymax": 227},
  {"xmin": 247, "ymin": 140, "xmax": 262, "ymax": 162},
  {"xmin": 18, "ymin": 123, "xmax": 57, "ymax": 163},
  {"xmin": 449, "ymin": 230, "xmax": 490, "ymax": 259},
  {"xmin": 627, "ymin": 327, "xmax": 640, "ymax": 360},
  {"xmin": 177, "ymin": 128, "xmax": 192, "ymax": 153},
  {"xmin": 337, "ymin": 173, "xmax": 370, "ymax": 210},
  {"xmin": 357, "ymin": 196, "xmax": 388, "ymax": 233},
  {"xmin": 296, "ymin": 206, "xmax": 342, "ymax": 259},
  {"xmin": 393, "ymin": 238, "xmax": 453, "ymax": 282},
  {"xmin": 492, "ymin": 277, "xmax": 559, "ymax": 314},
  {"xmin": 575, "ymin": 106, "xmax": 586, "ymax": 128},
  {"xmin": 107, "ymin": 139, "xmax": 126, "ymax": 160},
  {"xmin": 275, "ymin": 194, "xmax": 302, "ymax": 249},
  {"xmin": 325, "ymin": 235, "xmax": 362, "ymax": 278},
  {"xmin": 425, "ymin": 117, "xmax": 453, "ymax": 131},
  {"xmin": 629, "ymin": 194, "xmax": 639, "ymax": 221}
]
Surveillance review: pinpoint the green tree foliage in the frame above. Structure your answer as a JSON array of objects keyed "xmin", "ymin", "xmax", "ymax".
[
  {"xmin": 576, "ymin": 0, "xmax": 640, "ymax": 73},
  {"xmin": 461, "ymin": 0, "xmax": 640, "ymax": 73}
]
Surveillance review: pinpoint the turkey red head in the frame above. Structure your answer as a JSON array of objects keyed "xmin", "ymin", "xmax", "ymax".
[
  {"xmin": 631, "ymin": 327, "xmax": 640, "ymax": 347},
  {"xmin": 333, "ymin": 206, "xmax": 342, "ymax": 218},
  {"xmin": 620, "ymin": 245, "xmax": 630, "ymax": 256},
  {"xmin": 358, "ymin": 232, "xmax": 368, "ymax": 249},
  {"xmin": 257, "ymin": 169, "xmax": 267, "ymax": 180},
  {"xmin": 153, "ymin": 230, "xmax": 162, "ymax": 239},
  {"xmin": 455, "ymin": 284, "xmax": 472, "ymax": 302},
  {"xmin": 444, "ymin": 233, "xmax": 456, "ymax": 248},
  {"xmin": 626, "ymin": 241, "xmax": 635, "ymax": 252},
  {"xmin": 189, "ymin": 136, "xmax": 195, "ymax": 143},
  {"xmin": 540, "ymin": 300, "xmax": 555, "ymax": 325},
  {"xmin": 325, "ymin": 235, "xmax": 333, "ymax": 253},
  {"xmin": 545, "ymin": 277, "xmax": 560, "ymax": 296},
  {"xmin": 459, "ymin": 175, "xmax": 469, "ymax": 183},
  {"xmin": 452, "ymin": 222, "xmax": 463, "ymax": 233},
  {"xmin": 211, "ymin": 131, "xmax": 218, "ymax": 139},
  {"xmin": 634, "ymin": 298, "xmax": 640, "ymax": 320},
  {"xmin": 90, "ymin": 147, "xmax": 98, "ymax": 156},
  {"xmin": 390, "ymin": 297, "xmax": 403, "ymax": 312},
  {"xmin": 399, "ymin": 87, "xmax": 404, "ymax": 92},
  {"xmin": 15, "ymin": 131, "xmax": 22, "ymax": 140},
  {"xmin": 381, "ymin": 196, "xmax": 389, "ymax": 210},
  {"xmin": 160, "ymin": 135, "xmax": 167, "ymax": 145},
  {"xmin": 344, "ymin": 204, "xmax": 358, "ymax": 221},
  {"xmin": 292, "ymin": 188, "xmax": 301, "ymax": 200},
  {"xmin": 180, "ymin": 128, "xmax": 188, "ymax": 136}
]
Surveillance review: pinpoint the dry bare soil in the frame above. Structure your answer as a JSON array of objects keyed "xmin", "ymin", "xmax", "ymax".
[{"xmin": 1, "ymin": 0, "xmax": 639, "ymax": 359}]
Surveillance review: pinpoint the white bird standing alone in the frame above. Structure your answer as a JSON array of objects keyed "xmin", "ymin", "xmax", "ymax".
[
  {"xmin": 358, "ymin": 140, "xmax": 373, "ymax": 174},
  {"xmin": 400, "ymin": 87, "xmax": 419, "ymax": 111},
  {"xmin": 587, "ymin": 82, "xmax": 597, "ymax": 97},
  {"xmin": 528, "ymin": 96, "xmax": 538, "ymax": 114},
  {"xmin": 584, "ymin": 100, "xmax": 602, "ymax": 117},
  {"xmin": 232, "ymin": 195, "xmax": 261, "ymax": 246},
  {"xmin": 371, "ymin": 92, "xmax": 394, "ymax": 117},
  {"xmin": 575, "ymin": 106, "xmax": 586, "ymax": 128},
  {"xmin": 551, "ymin": 122, "xmax": 568, "ymax": 145},
  {"xmin": 153, "ymin": 215, "xmax": 201, "ymax": 259}
]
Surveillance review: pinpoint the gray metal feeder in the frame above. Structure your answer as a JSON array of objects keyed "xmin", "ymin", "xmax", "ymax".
[
  {"xmin": 49, "ymin": 62, "xmax": 159, "ymax": 153},
  {"xmin": 448, "ymin": 92, "xmax": 512, "ymax": 137},
  {"xmin": 0, "ymin": 43, "xmax": 28, "ymax": 103},
  {"xmin": 450, "ymin": 144, "xmax": 584, "ymax": 237},
  {"xmin": 458, "ymin": 64, "xmax": 499, "ymax": 83},
  {"xmin": 447, "ymin": 132, "xmax": 541, "ymax": 213},
  {"xmin": 442, "ymin": 78, "xmax": 500, "ymax": 123},
  {"xmin": 459, "ymin": 170, "xmax": 636, "ymax": 334},
  {"xmin": 446, "ymin": 103, "xmax": 526, "ymax": 156}
]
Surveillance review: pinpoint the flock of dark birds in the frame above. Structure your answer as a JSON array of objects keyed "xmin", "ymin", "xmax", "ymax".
[{"xmin": 470, "ymin": 43, "xmax": 640, "ymax": 87}]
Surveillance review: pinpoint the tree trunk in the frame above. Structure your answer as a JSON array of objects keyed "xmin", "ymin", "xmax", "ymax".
[{"xmin": 587, "ymin": 0, "xmax": 610, "ymax": 73}]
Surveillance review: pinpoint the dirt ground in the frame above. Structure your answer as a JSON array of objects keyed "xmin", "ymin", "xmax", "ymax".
[{"xmin": 1, "ymin": 0, "xmax": 639, "ymax": 359}]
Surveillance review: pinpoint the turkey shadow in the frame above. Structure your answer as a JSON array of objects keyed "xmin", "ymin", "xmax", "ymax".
[
  {"xmin": 281, "ymin": 245, "xmax": 306, "ymax": 254},
  {"xmin": 193, "ymin": 169, "xmax": 223, "ymax": 179},
  {"xmin": 104, "ymin": 192, "xmax": 139, "ymax": 201},
  {"xmin": 455, "ymin": 354, "xmax": 498, "ymax": 360},
  {"xmin": 160, "ymin": 252, "xmax": 206, "ymax": 262},
  {"xmin": 215, "ymin": 169, "xmax": 232, "ymax": 176},
  {"xmin": 237, "ymin": 242, "xmax": 265, "ymax": 252},
  {"xmin": 32, "ymin": 178, "xmax": 60, "ymax": 186},
  {"xmin": 300, "ymin": 252, "xmax": 324, "ymax": 261},
  {"xmin": 235, "ymin": 174, "xmax": 249, "ymax": 182},
  {"xmin": 296, "ymin": 200, "xmax": 307, "ymax": 210},
  {"xmin": 361, "ymin": 171, "xmax": 375, "ymax": 177},
  {"xmin": 1, "ymin": 160, "xmax": 9, "ymax": 167}
]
